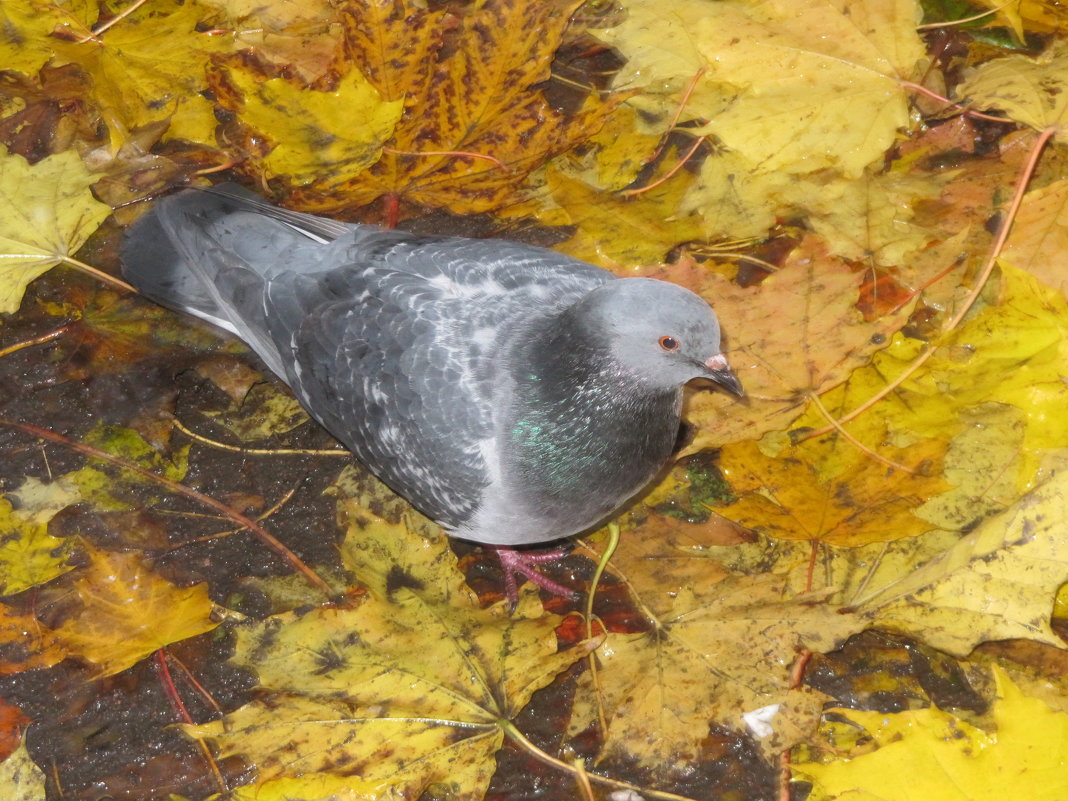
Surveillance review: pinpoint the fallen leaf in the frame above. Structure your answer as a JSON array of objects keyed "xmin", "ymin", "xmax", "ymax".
[
  {"xmin": 795, "ymin": 667, "xmax": 1068, "ymax": 801},
  {"xmin": 1002, "ymin": 179, "xmax": 1068, "ymax": 296},
  {"xmin": 569, "ymin": 565, "xmax": 864, "ymax": 775},
  {"xmin": 282, "ymin": 0, "xmax": 615, "ymax": 215},
  {"xmin": 0, "ymin": 145, "xmax": 111, "ymax": 314},
  {"xmin": 50, "ymin": 546, "xmax": 218, "ymax": 677},
  {"xmin": 213, "ymin": 65, "xmax": 403, "ymax": 188},
  {"xmin": 202, "ymin": 382, "xmax": 312, "ymax": 443},
  {"xmin": 716, "ymin": 434, "xmax": 949, "ymax": 547},
  {"xmin": 0, "ymin": 696, "xmax": 30, "ymax": 761},
  {"xmin": 958, "ymin": 40, "xmax": 1068, "ymax": 133},
  {"xmin": 855, "ymin": 471, "xmax": 1068, "ymax": 655},
  {"xmin": 0, "ymin": 605, "xmax": 65, "ymax": 675},
  {"xmin": 0, "ymin": 740, "xmax": 46, "ymax": 801},
  {"xmin": 653, "ymin": 236, "xmax": 912, "ymax": 448},
  {"xmin": 0, "ymin": 496, "xmax": 73, "ymax": 596},
  {"xmin": 0, "ymin": 0, "xmax": 88, "ymax": 78},
  {"xmin": 596, "ymin": 0, "xmax": 924, "ymax": 178},
  {"xmin": 48, "ymin": 0, "xmax": 235, "ymax": 146},
  {"xmin": 185, "ymin": 500, "xmax": 597, "ymax": 799}
]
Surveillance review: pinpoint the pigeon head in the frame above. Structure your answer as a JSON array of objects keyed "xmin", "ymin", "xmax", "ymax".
[{"xmin": 572, "ymin": 278, "xmax": 743, "ymax": 395}]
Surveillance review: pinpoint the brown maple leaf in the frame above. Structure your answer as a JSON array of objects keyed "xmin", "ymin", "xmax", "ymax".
[{"xmin": 216, "ymin": 0, "xmax": 617, "ymax": 221}]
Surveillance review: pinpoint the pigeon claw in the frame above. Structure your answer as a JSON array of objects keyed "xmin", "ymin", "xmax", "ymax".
[{"xmin": 491, "ymin": 545, "xmax": 578, "ymax": 607}]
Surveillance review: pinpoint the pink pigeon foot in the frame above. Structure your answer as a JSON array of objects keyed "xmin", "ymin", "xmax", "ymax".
[{"xmin": 491, "ymin": 545, "xmax": 578, "ymax": 605}]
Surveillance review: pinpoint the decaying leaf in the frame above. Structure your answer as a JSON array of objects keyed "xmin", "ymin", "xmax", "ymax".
[
  {"xmin": 1003, "ymin": 179, "xmax": 1068, "ymax": 296},
  {"xmin": 48, "ymin": 0, "xmax": 234, "ymax": 146},
  {"xmin": 212, "ymin": 65, "xmax": 403, "ymax": 189},
  {"xmin": 186, "ymin": 501, "xmax": 597, "ymax": 799},
  {"xmin": 0, "ymin": 605, "xmax": 65, "ymax": 675},
  {"xmin": 716, "ymin": 434, "xmax": 949, "ymax": 547},
  {"xmin": 0, "ymin": 496, "xmax": 73, "ymax": 596},
  {"xmin": 854, "ymin": 471, "xmax": 1068, "ymax": 655},
  {"xmin": 958, "ymin": 40, "xmax": 1068, "ymax": 133},
  {"xmin": 275, "ymin": 0, "xmax": 616, "ymax": 215},
  {"xmin": 0, "ymin": 739, "xmax": 46, "ymax": 801},
  {"xmin": 569, "ymin": 548, "xmax": 864, "ymax": 775},
  {"xmin": 0, "ymin": 145, "xmax": 111, "ymax": 314},
  {"xmin": 596, "ymin": 0, "xmax": 924, "ymax": 177}
]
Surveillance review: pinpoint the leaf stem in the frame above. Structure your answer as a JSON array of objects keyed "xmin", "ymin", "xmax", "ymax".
[
  {"xmin": 899, "ymin": 80, "xmax": 1013, "ymax": 124},
  {"xmin": 806, "ymin": 391, "xmax": 915, "ymax": 474},
  {"xmin": 621, "ymin": 135, "xmax": 706, "ymax": 197},
  {"xmin": 0, "ymin": 323, "xmax": 75, "ymax": 358},
  {"xmin": 61, "ymin": 255, "xmax": 137, "ymax": 294}
]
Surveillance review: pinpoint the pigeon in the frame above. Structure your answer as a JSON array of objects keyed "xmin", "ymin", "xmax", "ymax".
[{"xmin": 121, "ymin": 185, "xmax": 743, "ymax": 601}]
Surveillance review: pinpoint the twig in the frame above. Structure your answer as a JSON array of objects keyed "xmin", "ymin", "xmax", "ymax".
[
  {"xmin": 647, "ymin": 67, "xmax": 707, "ymax": 163},
  {"xmin": 61, "ymin": 255, "xmax": 137, "ymax": 294},
  {"xmin": 154, "ymin": 650, "xmax": 228, "ymax": 794},
  {"xmin": 915, "ymin": 1, "xmax": 1018, "ymax": 30},
  {"xmin": 80, "ymin": 0, "xmax": 150, "ymax": 41},
  {"xmin": 172, "ymin": 418, "xmax": 350, "ymax": 457},
  {"xmin": 0, "ymin": 323, "xmax": 75, "ymax": 358},
  {"xmin": 899, "ymin": 81, "xmax": 1012, "ymax": 124},
  {"xmin": 162, "ymin": 650, "xmax": 226, "ymax": 718},
  {"xmin": 383, "ymin": 146, "xmax": 508, "ymax": 172},
  {"xmin": 585, "ymin": 522, "xmax": 620, "ymax": 739},
  {"xmin": 163, "ymin": 488, "xmax": 299, "ymax": 551},
  {"xmin": 621, "ymin": 135, "xmax": 707, "ymax": 197},
  {"xmin": 0, "ymin": 419, "xmax": 335, "ymax": 599},
  {"xmin": 500, "ymin": 720, "xmax": 703, "ymax": 801},
  {"xmin": 806, "ymin": 392, "xmax": 915, "ymax": 474}
]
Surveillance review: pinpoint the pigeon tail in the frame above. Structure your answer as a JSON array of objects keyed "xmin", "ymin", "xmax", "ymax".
[{"xmin": 121, "ymin": 188, "xmax": 340, "ymax": 378}]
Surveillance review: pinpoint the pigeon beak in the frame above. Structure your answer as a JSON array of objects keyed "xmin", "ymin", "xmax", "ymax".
[{"xmin": 703, "ymin": 353, "xmax": 745, "ymax": 397}]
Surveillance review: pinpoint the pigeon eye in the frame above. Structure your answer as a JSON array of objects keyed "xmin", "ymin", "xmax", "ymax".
[{"xmin": 659, "ymin": 336, "xmax": 680, "ymax": 351}]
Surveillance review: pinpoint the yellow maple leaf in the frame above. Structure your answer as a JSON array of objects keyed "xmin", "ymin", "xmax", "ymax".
[
  {"xmin": 795, "ymin": 667, "xmax": 1068, "ymax": 801},
  {"xmin": 958, "ymin": 40, "xmax": 1068, "ymax": 134},
  {"xmin": 200, "ymin": 0, "xmax": 341, "ymax": 84},
  {"xmin": 0, "ymin": 0, "xmax": 91, "ymax": 78},
  {"xmin": 0, "ymin": 740, "xmax": 45, "ymax": 800},
  {"xmin": 853, "ymin": 471, "xmax": 1068, "ymax": 656},
  {"xmin": 568, "ymin": 570, "xmax": 860, "ymax": 774},
  {"xmin": 596, "ymin": 0, "xmax": 924, "ymax": 179},
  {"xmin": 0, "ymin": 145, "xmax": 111, "ymax": 314},
  {"xmin": 50, "ymin": 546, "xmax": 218, "ymax": 677},
  {"xmin": 0, "ymin": 497, "xmax": 74, "ymax": 596},
  {"xmin": 48, "ymin": 0, "xmax": 234, "ymax": 146},
  {"xmin": 0, "ymin": 604, "xmax": 65, "ymax": 675},
  {"xmin": 185, "ymin": 498, "xmax": 597, "ymax": 799},
  {"xmin": 213, "ymin": 65, "xmax": 403, "ymax": 188},
  {"xmin": 796, "ymin": 264, "xmax": 1068, "ymax": 531},
  {"xmin": 685, "ymin": 152, "xmax": 945, "ymax": 266},
  {"xmin": 277, "ymin": 0, "xmax": 615, "ymax": 215},
  {"xmin": 520, "ymin": 166, "xmax": 708, "ymax": 268}
]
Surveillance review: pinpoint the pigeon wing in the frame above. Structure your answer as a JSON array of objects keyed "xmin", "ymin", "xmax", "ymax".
[{"xmin": 272, "ymin": 236, "xmax": 612, "ymax": 528}]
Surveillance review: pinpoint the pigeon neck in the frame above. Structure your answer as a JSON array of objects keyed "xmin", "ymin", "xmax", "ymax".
[{"xmin": 502, "ymin": 308, "xmax": 681, "ymax": 511}]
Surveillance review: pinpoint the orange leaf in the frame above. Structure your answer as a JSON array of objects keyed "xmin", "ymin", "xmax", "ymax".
[
  {"xmin": 50, "ymin": 546, "xmax": 218, "ymax": 677},
  {"xmin": 280, "ymin": 0, "xmax": 617, "ymax": 215}
]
